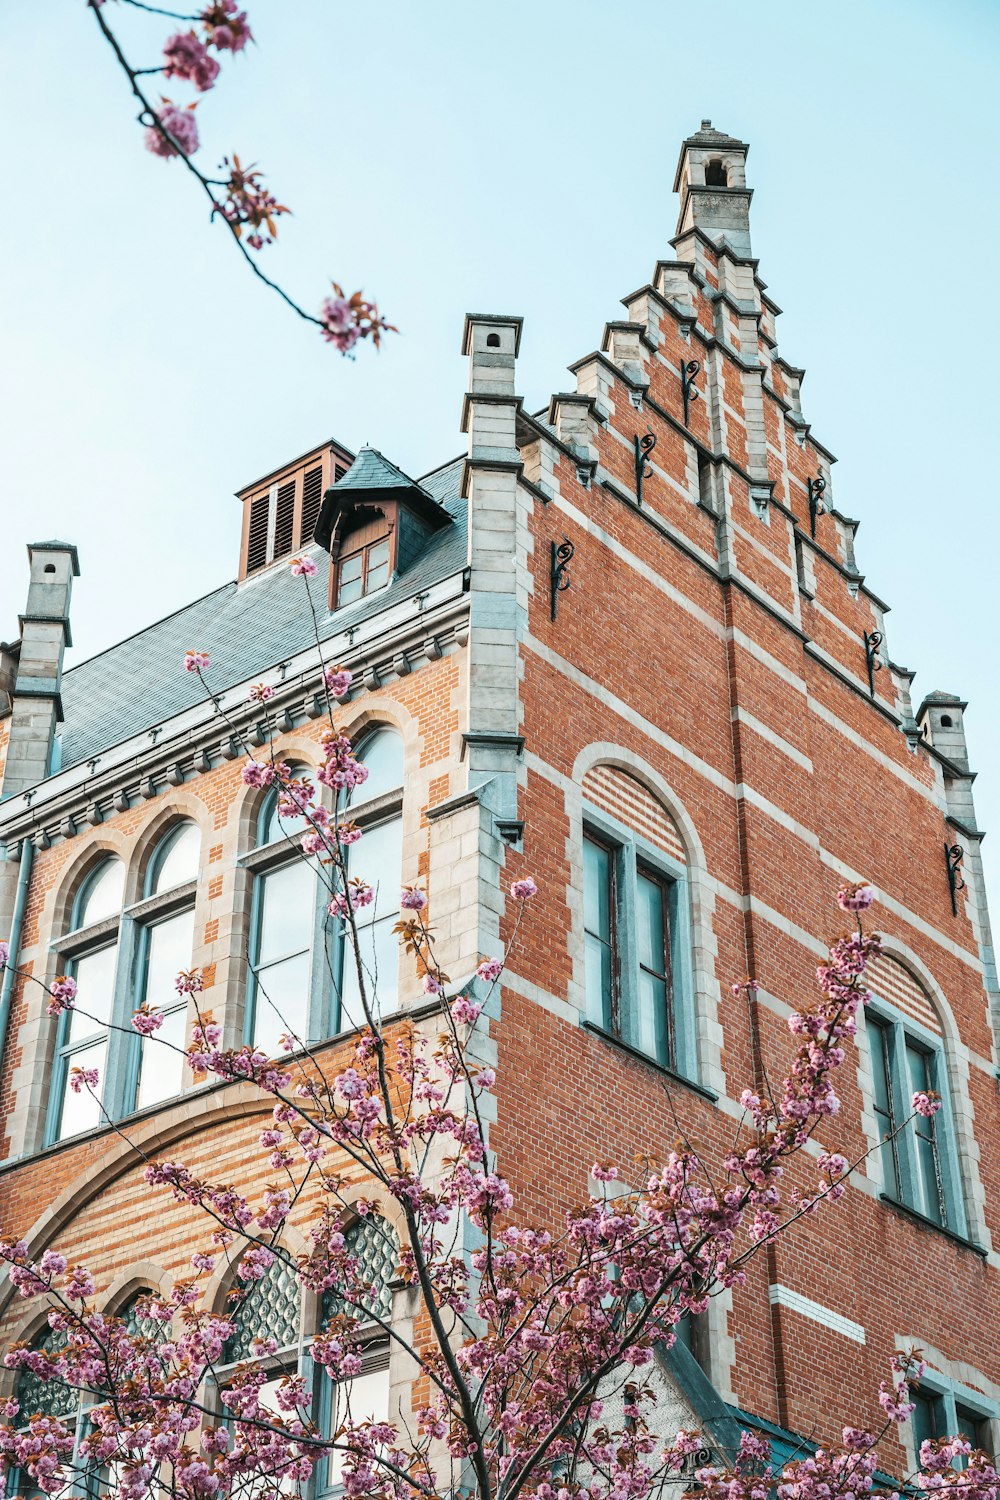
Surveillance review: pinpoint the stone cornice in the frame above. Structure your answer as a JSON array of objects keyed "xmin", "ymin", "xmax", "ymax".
[{"xmin": 0, "ymin": 576, "xmax": 471, "ymax": 851}]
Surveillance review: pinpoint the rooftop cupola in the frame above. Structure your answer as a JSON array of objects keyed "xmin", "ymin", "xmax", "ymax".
[
  {"xmin": 315, "ymin": 446, "xmax": 452, "ymax": 611},
  {"xmin": 673, "ymin": 120, "xmax": 753, "ymax": 256}
]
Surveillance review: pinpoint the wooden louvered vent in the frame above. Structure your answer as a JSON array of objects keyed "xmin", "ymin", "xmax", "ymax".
[
  {"xmin": 273, "ymin": 480, "xmax": 296, "ymax": 559},
  {"xmin": 300, "ymin": 465, "xmax": 324, "ymax": 544},
  {"xmin": 246, "ymin": 493, "xmax": 270, "ymax": 574}
]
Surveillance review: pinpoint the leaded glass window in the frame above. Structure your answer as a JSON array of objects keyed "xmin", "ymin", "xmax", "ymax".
[
  {"xmin": 224, "ymin": 1256, "xmax": 301, "ymax": 1364},
  {"xmin": 323, "ymin": 1216, "xmax": 399, "ymax": 1325},
  {"xmin": 16, "ymin": 1326, "xmax": 77, "ymax": 1424}
]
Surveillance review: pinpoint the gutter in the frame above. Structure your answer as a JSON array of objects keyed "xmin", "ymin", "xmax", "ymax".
[{"xmin": 0, "ymin": 839, "xmax": 34, "ymax": 1080}]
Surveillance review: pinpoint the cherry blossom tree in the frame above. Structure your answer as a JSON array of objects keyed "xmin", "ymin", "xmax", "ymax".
[
  {"xmin": 85, "ymin": 1, "xmax": 393, "ymax": 354},
  {"xmin": 0, "ymin": 564, "xmax": 974, "ymax": 1500}
]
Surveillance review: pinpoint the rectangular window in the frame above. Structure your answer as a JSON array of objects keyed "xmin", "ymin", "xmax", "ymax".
[
  {"xmin": 635, "ymin": 866, "xmax": 672, "ymax": 1066},
  {"xmin": 55, "ymin": 943, "xmax": 117, "ymax": 1140},
  {"xmin": 906, "ymin": 1040, "xmax": 944, "ymax": 1225},
  {"xmin": 335, "ymin": 531, "xmax": 393, "ymax": 609},
  {"xmin": 912, "ymin": 1388, "xmax": 945, "ymax": 1454},
  {"xmin": 134, "ymin": 908, "xmax": 194, "ymax": 1111},
  {"xmin": 583, "ymin": 827, "xmax": 678, "ymax": 1070},
  {"xmin": 252, "ymin": 858, "xmax": 315, "ymax": 1054},
  {"xmin": 867, "ymin": 1016, "xmax": 901, "ymax": 1201},
  {"xmin": 584, "ymin": 834, "xmax": 616, "ymax": 1033}
]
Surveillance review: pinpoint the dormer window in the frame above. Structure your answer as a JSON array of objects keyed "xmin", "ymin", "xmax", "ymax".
[
  {"xmin": 336, "ymin": 512, "xmax": 393, "ymax": 608},
  {"xmin": 315, "ymin": 446, "xmax": 453, "ymax": 613}
]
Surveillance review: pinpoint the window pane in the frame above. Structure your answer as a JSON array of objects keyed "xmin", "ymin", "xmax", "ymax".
[
  {"xmin": 868, "ymin": 1021, "xmax": 893, "ymax": 1115},
  {"xmin": 585, "ymin": 933, "xmax": 614, "ymax": 1031},
  {"xmin": 136, "ymin": 1003, "xmax": 188, "ymax": 1111},
  {"xmin": 368, "ymin": 540, "xmax": 390, "ymax": 569},
  {"xmin": 258, "ymin": 766, "xmax": 312, "ymax": 846},
  {"xmin": 57, "ymin": 1040, "xmax": 107, "ymax": 1140},
  {"xmin": 225, "ymin": 1257, "xmax": 300, "ymax": 1363},
  {"xmin": 68, "ymin": 944, "xmax": 118, "ymax": 1040},
  {"xmin": 915, "ymin": 1133, "xmax": 943, "ymax": 1224},
  {"xmin": 912, "ymin": 1389, "xmax": 944, "ymax": 1453},
  {"xmin": 258, "ymin": 859, "xmax": 315, "ymax": 965},
  {"xmin": 143, "ymin": 909, "xmax": 195, "ymax": 1009},
  {"xmin": 636, "ymin": 871, "xmax": 667, "ymax": 975},
  {"xmin": 152, "ymin": 824, "xmax": 200, "ymax": 894},
  {"xmin": 323, "ymin": 1366, "xmax": 390, "ymax": 1491},
  {"xmin": 583, "ymin": 839, "xmax": 612, "ymax": 941},
  {"xmin": 341, "ymin": 914, "xmax": 399, "ymax": 1019},
  {"xmin": 351, "ymin": 818, "xmax": 402, "ymax": 919},
  {"xmin": 906, "ymin": 1041, "xmax": 931, "ymax": 1096},
  {"xmin": 954, "ymin": 1403, "xmax": 988, "ymax": 1453},
  {"xmin": 340, "ymin": 553, "xmax": 363, "ymax": 583},
  {"xmin": 635, "ymin": 968, "xmax": 670, "ymax": 1065},
  {"xmin": 254, "ymin": 950, "xmax": 311, "ymax": 1054},
  {"xmin": 78, "ymin": 860, "xmax": 125, "ymax": 927},
  {"xmin": 352, "ymin": 731, "xmax": 403, "ymax": 805},
  {"xmin": 866, "ymin": 1019, "xmax": 899, "ymax": 1200}
]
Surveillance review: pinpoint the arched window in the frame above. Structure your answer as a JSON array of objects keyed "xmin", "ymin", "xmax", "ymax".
[
  {"xmin": 51, "ymin": 857, "xmax": 125, "ymax": 1141},
  {"xmin": 580, "ymin": 766, "xmax": 694, "ymax": 1078},
  {"xmin": 50, "ymin": 825, "xmax": 200, "ymax": 1144},
  {"xmin": 15, "ymin": 1324, "xmax": 78, "ymax": 1426},
  {"xmin": 337, "ymin": 731, "xmax": 404, "ymax": 1024},
  {"xmin": 865, "ymin": 954, "xmax": 964, "ymax": 1231},
  {"xmin": 224, "ymin": 1256, "xmax": 301, "ymax": 1366},
  {"xmin": 134, "ymin": 824, "xmax": 200, "ymax": 1111},
  {"xmin": 316, "ymin": 1217, "xmax": 398, "ymax": 1497},
  {"xmin": 247, "ymin": 764, "xmax": 318, "ymax": 1054},
  {"xmin": 705, "ymin": 158, "xmax": 728, "ymax": 186}
]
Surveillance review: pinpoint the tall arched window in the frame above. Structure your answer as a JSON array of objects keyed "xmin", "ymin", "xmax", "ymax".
[
  {"xmin": 246, "ymin": 764, "xmax": 319, "ymax": 1054},
  {"xmin": 15, "ymin": 1324, "xmax": 78, "ymax": 1427},
  {"xmin": 316, "ymin": 1217, "xmax": 398, "ymax": 1497},
  {"xmin": 217, "ymin": 1253, "xmax": 303, "ymax": 1450},
  {"xmin": 580, "ymin": 766, "xmax": 695, "ymax": 1079},
  {"xmin": 134, "ymin": 824, "xmax": 199, "ymax": 1110},
  {"xmin": 50, "ymin": 824, "xmax": 200, "ymax": 1144},
  {"xmin": 52, "ymin": 857, "xmax": 125, "ymax": 1140},
  {"xmin": 337, "ymin": 731, "xmax": 403, "ymax": 1024}
]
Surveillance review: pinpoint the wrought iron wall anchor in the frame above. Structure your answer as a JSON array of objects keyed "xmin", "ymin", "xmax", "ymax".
[
  {"xmin": 680, "ymin": 359, "xmax": 701, "ymax": 426},
  {"xmin": 634, "ymin": 428, "xmax": 657, "ymax": 506},
  {"xmin": 550, "ymin": 537, "xmax": 574, "ymax": 621},
  {"xmin": 945, "ymin": 842, "xmax": 967, "ymax": 916},
  {"xmin": 863, "ymin": 629, "xmax": 883, "ymax": 697},
  {"xmin": 807, "ymin": 474, "xmax": 827, "ymax": 538}
]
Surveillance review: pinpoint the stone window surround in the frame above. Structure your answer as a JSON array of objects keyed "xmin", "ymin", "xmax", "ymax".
[{"xmin": 45, "ymin": 842, "xmax": 201, "ymax": 1148}]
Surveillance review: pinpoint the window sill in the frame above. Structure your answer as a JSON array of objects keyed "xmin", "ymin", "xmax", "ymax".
[
  {"xmin": 582, "ymin": 1020, "xmax": 718, "ymax": 1102},
  {"xmin": 878, "ymin": 1193, "xmax": 987, "ymax": 1258}
]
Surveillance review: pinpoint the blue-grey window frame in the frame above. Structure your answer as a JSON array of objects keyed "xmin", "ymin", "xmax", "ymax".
[
  {"xmin": 581, "ymin": 800, "xmax": 696, "ymax": 1083},
  {"xmin": 909, "ymin": 1371, "xmax": 997, "ymax": 1468},
  {"xmin": 241, "ymin": 776, "xmax": 331, "ymax": 1048},
  {"xmin": 866, "ymin": 998, "xmax": 967, "ymax": 1236},
  {"xmin": 46, "ymin": 831, "xmax": 199, "ymax": 1147}
]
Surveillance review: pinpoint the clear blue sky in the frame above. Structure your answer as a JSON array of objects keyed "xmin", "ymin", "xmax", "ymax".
[{"xmin": 3, "ymin": 0, "xmax": 999, "ymax": 901}]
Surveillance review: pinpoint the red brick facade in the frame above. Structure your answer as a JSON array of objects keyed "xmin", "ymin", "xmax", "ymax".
[{"xmin": 1, "ymin": 122, "xmax": 997, "ymax": 1475}]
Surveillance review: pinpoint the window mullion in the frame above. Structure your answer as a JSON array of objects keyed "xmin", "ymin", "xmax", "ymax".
[{"xmin": 104, "ymin": 915, "xmax": 139, "ymax": 1123}]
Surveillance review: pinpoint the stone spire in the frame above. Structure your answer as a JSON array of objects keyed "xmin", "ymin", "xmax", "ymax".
[{"xmin": 673, "ymin": 120, "xmax": 753, "ymax": 256}]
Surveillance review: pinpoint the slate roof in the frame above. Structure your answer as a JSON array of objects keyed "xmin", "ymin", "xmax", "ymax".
[
  {"xmin": 334, "ymin": 446, "xmax": 435, "ymax": 499},
  {"xmin": 57, "ymin": 456, "xmax": 467, "ymax": 772}
]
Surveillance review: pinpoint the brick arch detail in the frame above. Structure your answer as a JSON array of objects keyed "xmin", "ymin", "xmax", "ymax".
[
  {"xmin": 101, "ymin": 1261, "xmax": 173, "ymax": 1317},
  {"xmin": 126, "ymin": 791, "xmax": 215, "ymax": 904},
  {"xmin": 0, "ymin": 1093, "xmax": 275, "ymax": 1323},
  {"xmin": 580, "ymin": 764, "xmax": 686, "ymax": 865}
]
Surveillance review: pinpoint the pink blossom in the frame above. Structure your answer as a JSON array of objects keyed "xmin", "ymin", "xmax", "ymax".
[
  {"xmin": 912, "ymin": 1090, "xmax": 942, "ymax": 1118},
  {"xmin": 475, "ymin": 956, "xmax": 503, "ymax": 983},
  {"xmin": 290, "ymin": 556, "xmax": 318, "ymax": 577},
  {"xmin": 175, "ymin": 968, "xmax": 205, "ymax": 995},
  {"xmin": 837, "ymin": 881, "xmax": 876, "ymax": 912},
  {"xmin": 69, "ymin": 1066, "xmax": 99, "ymax": 1095},
  {"xmin": 324, "ymin": 665, "xmax": 353, "ymax": 698},
  {"xmin": 422, "ymin": 973, "xmax": 443, "ymax": 996},
  {"xmin": 146, "ymin": 103, "xmax": 200, "ymax": 159},
  {"xmin": 400, "ymin": 887, "xmax": 427, "ymax": 911},
  {"xmin": 183, "ymin": 648, "xmax": 210, "ymax": 673},
  {"xmin": 591, "ymin": 1163, "xmax": 619, "ymax": 1182},
  {"xmin": 240, "ymin": 760, "xmax": 275, "ymax": 788},
  {"xmin": 162, "ymin": 30, "xmax": 220, "ymax": 91},
  {"xmin": 247, "ymin": 681, "xmax": 275, "ymax": 703},
  {"xmin": 47, "ymin": 975, "xmax": 77, "ymax": 1015},
  {"xmin": 131, "ymin": 1006, "xmax": 164, "ymax": 1036},
  {"xmin": 451, "ymin": 995, "xmax": 483, "ymax": 1025},
  {"xmin": 510, "ymin": 876, "xmax": 538, "ymax": 901},
  {"xmin": 473, "ymin": 1067, "xmax": 496, "ymax": 1089},
  {"xmin": 201, "ymin": 1, "xmax": 252, "ymax": 51}
]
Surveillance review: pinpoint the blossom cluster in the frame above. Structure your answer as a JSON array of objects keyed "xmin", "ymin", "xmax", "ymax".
[{"xmin": 319, "ymin": 283, "xmax": 396, "ymax": 356}]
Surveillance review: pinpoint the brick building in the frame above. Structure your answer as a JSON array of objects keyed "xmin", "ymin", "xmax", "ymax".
[{"xmin": 1, "ymin": 120, "xmax": 998, "ymax": 1483}]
